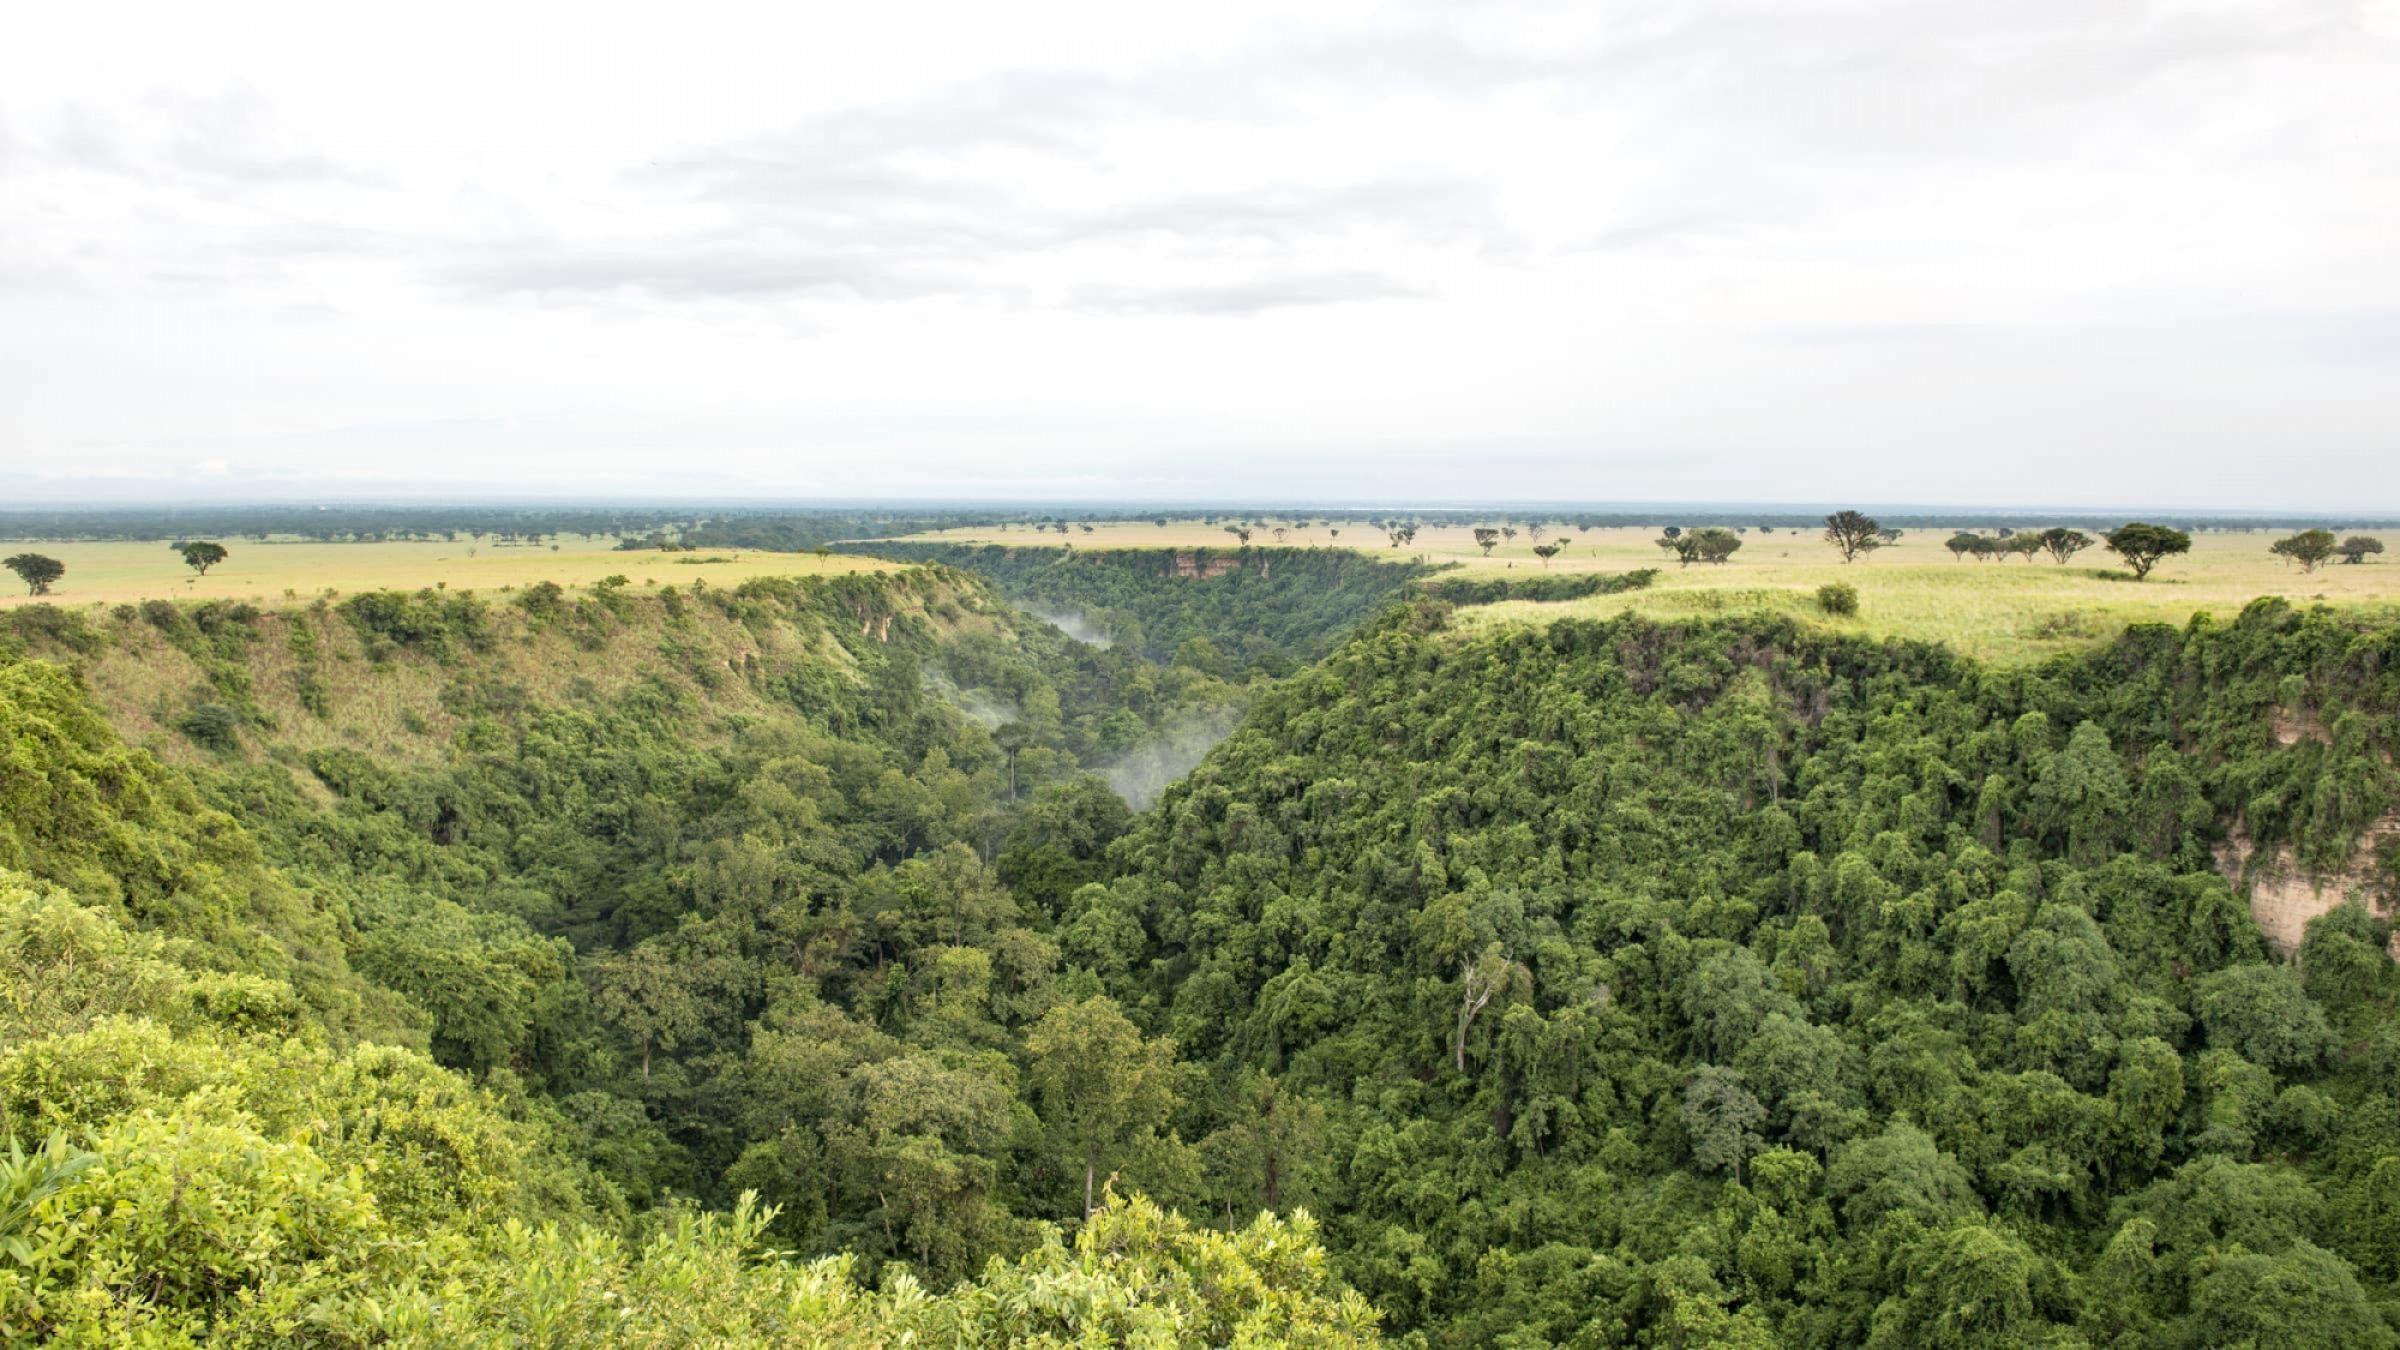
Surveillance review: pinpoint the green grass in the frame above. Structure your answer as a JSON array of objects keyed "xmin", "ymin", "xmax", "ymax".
[
  {"xmin": 894, "ymin": 520, "xmax": 2400, "ymax": 664},
  {"xmin": 0, "ymin": 536, "xmax": 905, "ymax": 611}
]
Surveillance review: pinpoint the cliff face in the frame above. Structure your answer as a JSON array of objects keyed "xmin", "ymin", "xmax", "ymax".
[
  {"xmin": 1168, "ymin": 551, "xmax": 1251, "ymax": 579},
  {"xmin": 2220, "ymin": 814, "xmax": 2400, "ymax": 957}
]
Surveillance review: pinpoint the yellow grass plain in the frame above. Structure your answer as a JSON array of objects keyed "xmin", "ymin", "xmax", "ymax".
[
  {"xmin": 893, "ymin": 520, "xmax": 2400, "ymax": 664},
  {"xmin": 0, "ymin": 536, "xmax": 906, "ymax": 611}
]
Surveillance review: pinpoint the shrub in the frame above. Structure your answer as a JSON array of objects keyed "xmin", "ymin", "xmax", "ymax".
[
  {"xmin": 178, "ymin": 703, "xmax": 241, "ymax": 751},
  {"xmin": 1815, "ymin": 582, "xmax": 1859, "ymax": 617}
]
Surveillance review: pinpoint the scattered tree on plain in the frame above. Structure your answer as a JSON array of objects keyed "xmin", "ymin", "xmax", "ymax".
[
  {"xmin": 2270, "ymin": 529, "xmax": 2339, "ymax": 572},
  {"xmin": 1823, "ymin": 511, "xmax": 1884, "ymax": 563},
  {"xmin": 3, "ymin": 552, "xmax": 64, "ymax": 595},
  {"xmin": 2104, "ymin": 522, "xmax": 2193, "ymax": 580},
  {"xmin": 2038, "ymin": 527, "xmax": 2095, "ymax": 565},
  {"xmin": 2338, "ymin": 535, "xmax": 2384, "ymax": 564},
  {"xmin": 1473, "ymin": 527, "xmax": 1501, "ymax": 556},
  {"xmin": 1531, "ymin": 540, "xmax": 1564, "ymax": 568},
  {"xmin": 177, "ymin": 540, "xmax": 230, "ymax": 575}
]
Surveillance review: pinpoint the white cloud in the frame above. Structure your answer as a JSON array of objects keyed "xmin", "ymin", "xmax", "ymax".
[{"xmin": 1, "ymin": 0, "xmax": 2395, "ymax": 508}]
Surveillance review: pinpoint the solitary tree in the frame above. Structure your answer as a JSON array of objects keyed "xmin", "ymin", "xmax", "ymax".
[
  {"xmin": 2038, "ymin": 527, "xmax": 2095, "ymax": 565},
  {"xmin": 178, "ymin": 540, "xmax": 230, "ymax": 575},
  {"xmin": 1473, "ymin": 527, "xmax": 1501, "ymax": 556},
  {"xmin": 2338, "ymin": 535, "xmax": 2385, "ymax": 564},
  {"xmin": 1688, "ymin": 527, "xmax": 1742, "ymax": 565},
  {"xmin": 3, "ymin": 553, "xmax": 64, "ymax": 595},
  {"xmin": 2269, "ymin": 529, "xmax": 2339, "ymax": 573},
  {"xmin": 1532, "ymin": 540, "xmax": 1565, "ymax": 568},
  {"xmin": 2104, "ymin": 523, "xmax": 2192, "ymax": 580},
  {"xmin": 1026, "ymin": 995, "xmax": 1188, "ymax": 1217},
  {"xmin": 1823, "ymin": 511, "xmax": 1884, "ymax": 563}
]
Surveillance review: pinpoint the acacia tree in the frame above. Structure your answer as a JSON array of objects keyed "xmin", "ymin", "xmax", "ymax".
[
  {"xmin": 1945, "ymin": 532, "xmax": 1982, "ymax": 561},
  {"xmin": 2038, "ymin": 527, "xmax": 2094, "ymax": 565},
  {"xmin": 4, "ymin": 553, "xmax": 63, "ymax": 595},
  {"xmin": 1688, "ymin": 528, "xmax": 1742, "ymax": 565},
  {"xmin": 1532, "ymin": 540, "xmax": 1565, "ymax": 568},
  {"xmin": 1473, "ymin": 527, "xmax": 1501, "ymax": 556},
  {"xmin": 2269, "ymin": 529, "xmax": 2339, "ymax": 572},
  {"xmin": 2104, "ymin": 522, "xmax": 2192, "ymax": 580},
  {"xmin": 1822, "ymin": 511, "xmax": 1883, "ymax": 563},
  {"xmin": 2338, "ymin": 535, "xmax": 2384, "ymax": 564},
  {"xmin": 177, "ymin": 540, "xmax": 230, "ymax": 575}
]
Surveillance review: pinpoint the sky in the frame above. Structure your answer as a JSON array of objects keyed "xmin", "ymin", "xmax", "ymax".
[{"xmin": 3, "ymin": 0, "xmax": 2397, "ymax": 509}]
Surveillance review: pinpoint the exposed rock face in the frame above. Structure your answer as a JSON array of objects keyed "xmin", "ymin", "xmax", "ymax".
[
  {"xmin": 1168, "ymin": 551, "xmax": 1245, "ymax": 579},
  {"xmin": 2218, "ymin": 814, "xmax": 2400, "ymax": 957},
  {"xmin": 2270, "ymin": 706, "xmax": 2331, "ymax": 746}
]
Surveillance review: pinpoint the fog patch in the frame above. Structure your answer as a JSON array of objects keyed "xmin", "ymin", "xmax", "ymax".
[
  {"xmin": 1028, "ymin": 606, "xmax": 1114, "ymax": 649},
  {"xmin": 923, "ymin": 669, "xmax": 1018, "ymax": 730},
  {"xmin": 1103, "ymin": 709, "xmax": 1240, "ymax": 810}
]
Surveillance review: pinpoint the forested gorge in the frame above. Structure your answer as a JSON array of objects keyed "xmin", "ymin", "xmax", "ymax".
[
  {"xmin": 4, "ymin": 555, "xmax": 2399, "ymax": 1346},
  {"xmin": 838, "ymin": 544, "xmax": 1445, "ymax": 676}
]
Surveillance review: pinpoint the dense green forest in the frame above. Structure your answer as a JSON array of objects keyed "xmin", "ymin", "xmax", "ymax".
[
  {"xmin": 837, "ymin": 544, "xmax": 1444, "ymax": 676},
  {"xmin": 5, "ymin": 552, "xmax": 2400, "ymax": 1344}
]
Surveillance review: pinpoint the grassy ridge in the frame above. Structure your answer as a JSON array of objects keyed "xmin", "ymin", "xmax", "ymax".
[{"xmin": 0, "ymin": 536, "xmax": 905, "ymax": 611}]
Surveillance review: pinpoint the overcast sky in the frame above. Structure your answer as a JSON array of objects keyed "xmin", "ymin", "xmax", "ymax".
[{"xmin": 4, "ymin": 0, "xmax": 2396, "ymax": 507}]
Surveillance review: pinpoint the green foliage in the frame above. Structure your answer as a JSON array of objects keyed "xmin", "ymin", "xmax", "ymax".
[
  {"xmin": 1660, "ymin": 526, "xmax": 1743, "ymax": 566},
  {"xmin": 1815, "ymin": 581, "xmax": 1859, "ymax": 615},
  {"xmin": 176, "ymin": 700, "xmax": 240, "ymax": 750},
  {"xmin": 841, "ymin": 545, "xmax": 1435, "ymax": 674},
  {"xmin": 1416, "ymin": 569, "xmax": 1656, "ymax": 604},
  {"xmin": 340, "ymin": 586, "xmax": 492, "ymax": 656},
  {"xmin": 10, "ymin": 551, "xmax": 2400, "ymax": 1345},
  {"xmin": 2271, "ymin": 528, "xmax": 2341, "ymax": 573},
  {"xmin": 1823, "ymin": 509, "xmax": 1884, "ymax": 562},
  {"xmin": 2038, "ymin": 527, "xmax": 2095, "ymax": 565},
  {"xmin": 2105, "ymin": 522, "xmax": 2194, "ymax": 580},
  {"xmin": 2, "ymin": 554, "xmax": 63, "ymax": 596},
  {"xmin": 176, "ymin": 539, "xmax": 230, "ymax": 575}
]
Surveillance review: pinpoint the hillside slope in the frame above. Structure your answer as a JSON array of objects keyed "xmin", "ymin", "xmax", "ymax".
[{"xmin": 1070, "ymin": 596, "xmax": 2400, "ymax": 1344}]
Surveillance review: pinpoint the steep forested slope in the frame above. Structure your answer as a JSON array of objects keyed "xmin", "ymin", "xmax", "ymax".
[
  {"xmin": 1067, "ymin": 596, "xmax": 2400, "ymax": 1345},
  {"xmin": 0, "ymin": 572, "xmax": 1377, "ymax": 1344}
]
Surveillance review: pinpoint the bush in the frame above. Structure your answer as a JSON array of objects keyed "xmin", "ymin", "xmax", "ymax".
[
  {"xmin": 1815, "ymin": 582, "xmax": 1859, "ymax": 616},
  {"xmin": 177, "ymin": 703, "xmax": 241, "ymax": 751}
]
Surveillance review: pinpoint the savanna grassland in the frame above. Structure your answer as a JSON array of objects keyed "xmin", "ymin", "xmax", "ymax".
[
  {"xmin": 893, "ymin": 520, "xmax": 2400, "ymax": 664},
  {"xmin": 0, "ymin": 535, "xmax": 902, "ymax": 610}
]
